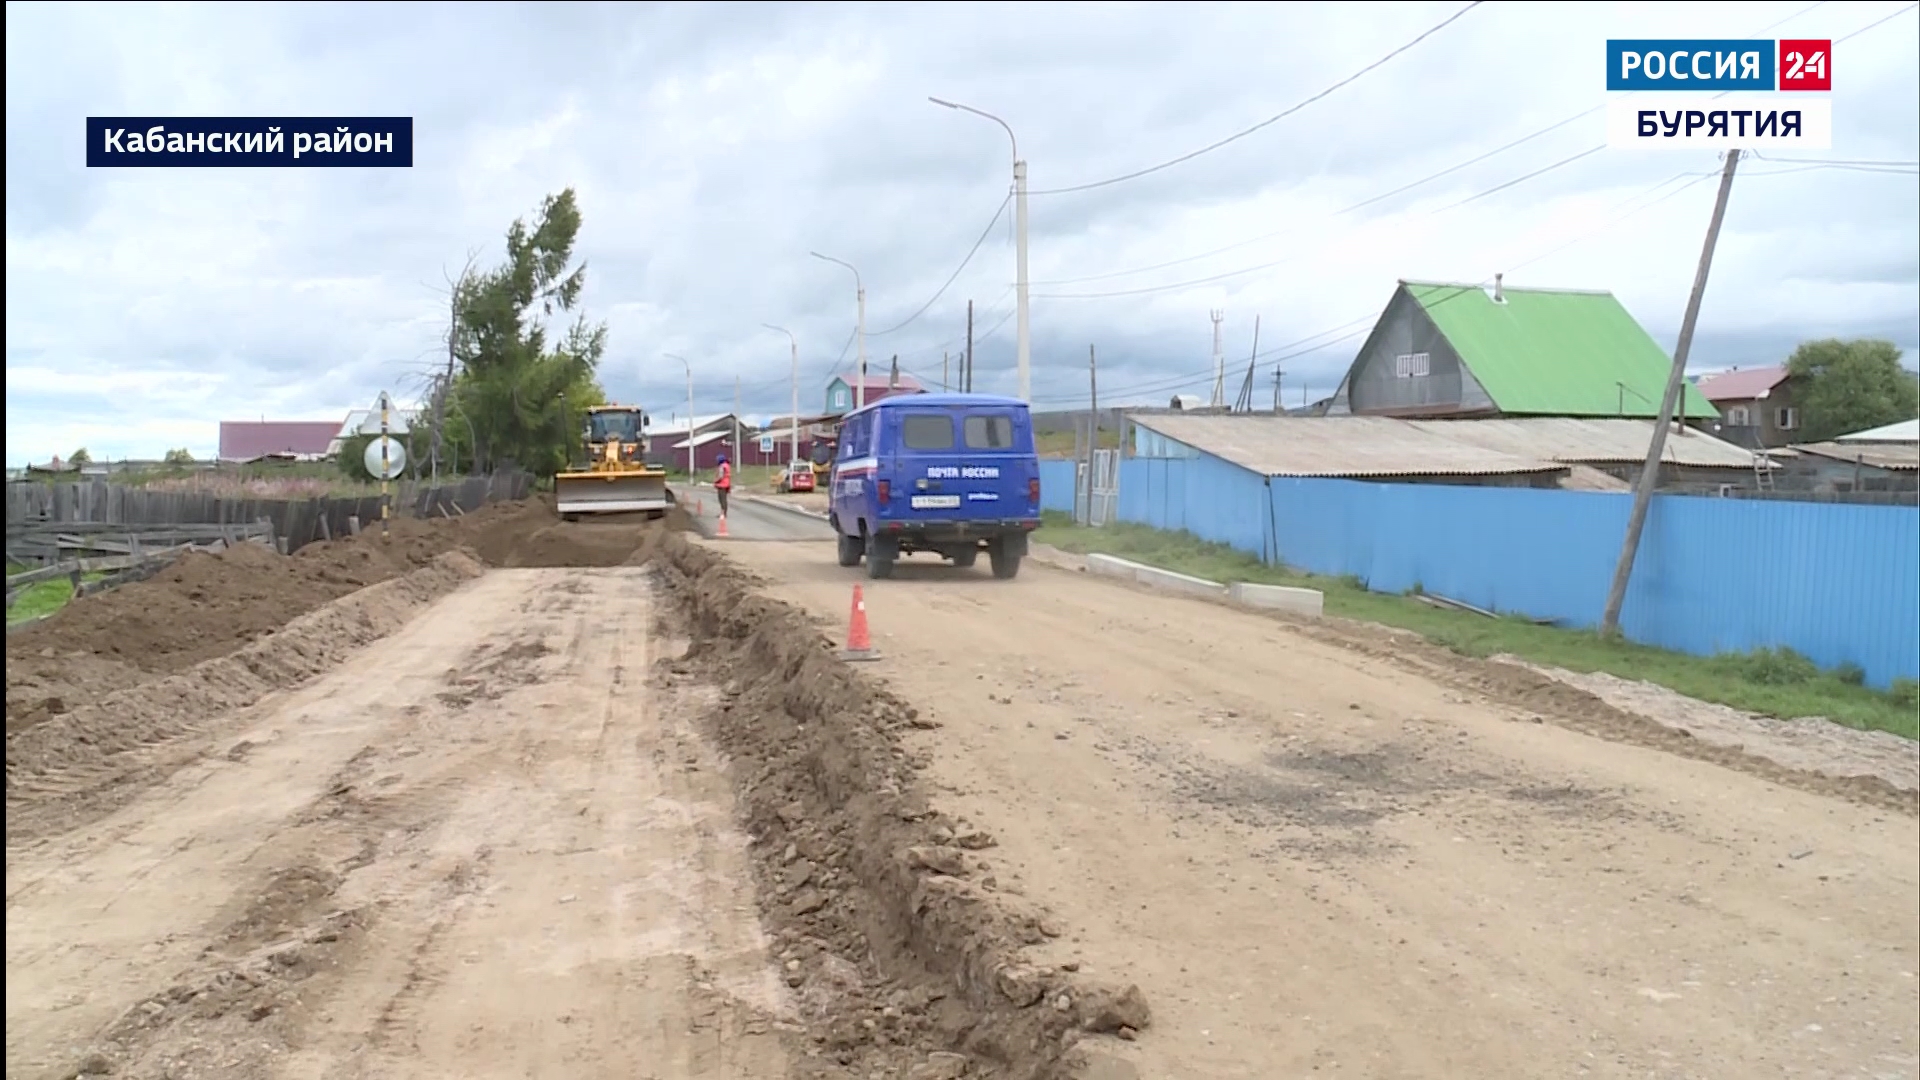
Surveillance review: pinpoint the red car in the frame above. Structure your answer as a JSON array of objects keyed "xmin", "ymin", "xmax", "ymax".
[{"xmin": 779, "ymin": 462, "xmax": 815, "ymax": 493}]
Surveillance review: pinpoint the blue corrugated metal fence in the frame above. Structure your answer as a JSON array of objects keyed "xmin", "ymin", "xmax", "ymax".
[{"xmin": 1103, "ymin": 454, "xmax": 1919, "ymax": 688}]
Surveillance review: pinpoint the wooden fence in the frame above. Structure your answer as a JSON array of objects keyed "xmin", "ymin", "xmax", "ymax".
[{"xmin": 5, "ymin": 471, "xmax": 533, "ymax": 559}]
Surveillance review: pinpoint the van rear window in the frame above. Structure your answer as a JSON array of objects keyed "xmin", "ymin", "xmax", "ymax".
[
  {"xmin": 900, "ymin": 414, "xmax": 955, "ymax": 450},
  {"xmin": 964, "ymin": 414, "xmax": 1014, "ymax": 449}
]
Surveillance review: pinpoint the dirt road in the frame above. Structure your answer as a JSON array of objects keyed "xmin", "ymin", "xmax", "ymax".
[
  {"xmin": 719, "ymin": 538, "xmax": 1920, "ymax": 1079},
  {"xmin": 7, "ymin": 565, "xmax": 796, "ymax": 1079}
]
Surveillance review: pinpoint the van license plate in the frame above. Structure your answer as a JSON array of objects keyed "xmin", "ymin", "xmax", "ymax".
[{"xmin": 911, "ymin": 494, "xmax": 961, "ymax": 509}]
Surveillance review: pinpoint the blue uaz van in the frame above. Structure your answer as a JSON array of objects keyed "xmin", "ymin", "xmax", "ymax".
[{"xmin": 827, "ymin": 394, "xmax": 1041, "ymax": 580}]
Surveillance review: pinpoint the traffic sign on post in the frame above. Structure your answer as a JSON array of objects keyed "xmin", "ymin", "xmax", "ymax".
[
  {"xmin": 357, "ymin": 392, "xmax": 411, "ymax": 436},
  {"xmin": 364, "ymin": 436, "xmax": 407, "ymax": 480},
  {"xmin": 759, "ymin": 435, "xmax": 775, "ymax": 454}
]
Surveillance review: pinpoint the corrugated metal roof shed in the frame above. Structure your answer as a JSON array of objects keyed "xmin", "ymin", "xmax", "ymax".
[
  {"xmin": 1791, "ymin": 442, "xmax": 1920, "ymax": 471},
  {"xmin": 1131, "ymin": 414, "xmax": 1564, "ymax": 478},
  {"xmin": 1836, "ymin": 418, "xmax": 1920, "ymax": 443},
  {"xmin": 1404, "ymin": 417, "xmax": 1771, "ymax": 468}
]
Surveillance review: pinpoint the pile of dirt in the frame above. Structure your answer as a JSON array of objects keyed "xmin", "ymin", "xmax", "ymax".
[
  {"xmin": 654, "ymin": 534, "xmax": 1146, "ymax": 1080},
  {"xmin": 5, "ymin": 497, "xmax": 689, "ymax": 732},
  {"xmin": 4, "ymin": 551, "xmax": 489, "ymax": 844}
]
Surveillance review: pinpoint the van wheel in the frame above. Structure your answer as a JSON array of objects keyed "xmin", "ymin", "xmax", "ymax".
[
  {"xmin": 837, "ymin": 531, "xmax": 863, "ymax": 568},
  {"xmin": 989, "ymin": 539, "xmax": 1021, "ymax": 580},
  {"xmin": 866, "ymin": 534, "xmax": 897, "ymax": 580},
  {"xmin": 950, "ymin": 547, "xmax": 978, "ymax": 569}
]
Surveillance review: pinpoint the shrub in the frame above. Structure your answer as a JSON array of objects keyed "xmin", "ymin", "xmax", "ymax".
[
  {"xmin": 1736, "ymin": 646, "xmax": 1819, "ymax": 686},
  {"xmin": 1833, "ymin": 662, "xmax": 1867, "ymax": 687},
  {"xmin": 1891, "ymin": 678, "xmax": 1920, "ymax": 709}
]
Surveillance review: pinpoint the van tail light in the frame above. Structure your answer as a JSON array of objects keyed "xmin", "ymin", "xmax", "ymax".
[
  {"xmin": 877, "ymin": 479, "xmax": 891, "ymax": 504},
  {"xmin": 1028, "ymin": 478, "xmax": 1040, "ymax": 504}
]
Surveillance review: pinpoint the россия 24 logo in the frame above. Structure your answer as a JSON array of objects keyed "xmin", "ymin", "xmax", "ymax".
[{"xmin": 1606, "ymin": 38, "xmax": 1833, "ymax": 92}]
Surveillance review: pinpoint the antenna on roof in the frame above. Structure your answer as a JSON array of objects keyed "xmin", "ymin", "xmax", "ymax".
[{"xmin": 1491, "ymin": 273, "xmax": 1506, "ymax": 304}]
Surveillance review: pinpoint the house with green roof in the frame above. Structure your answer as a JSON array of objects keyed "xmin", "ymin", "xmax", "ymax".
[{"xmin": 1326, "ymin": 278, "xmax": 1719, "ymax": 421}]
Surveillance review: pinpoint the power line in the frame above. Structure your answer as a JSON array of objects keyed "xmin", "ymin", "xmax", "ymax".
[
  {"xmin": 1750, "ymin": 153, "xmax": 1920, "ymax": 167},
  {"xmin": 870, "ymin": 191, "xmax": 1012, "ymax": 336},
  {"xmin": 1039, "ymin": 162, "xmax": 1729, "ymax": 406},
  {"xmin": 1428, "ymin": 145, "xmax": 1607, "ymax": 213},
  {"xmin": 1838, "ymin": 1, "xmax": 1916, "ymax": 41},
  {"xmin": 1027, "ymin": 1, "xmax": 1487, "ymax": 197},
  {"xmin": 1030, "ymin": 0, "xmax": 1835, "ymax": 289},
  {"xmin": 1033, "ymin": 143, "xmax": 1613, "ymax": 300}
]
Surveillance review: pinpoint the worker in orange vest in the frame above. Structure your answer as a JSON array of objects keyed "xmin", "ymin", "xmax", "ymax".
[{"xmin": 714, "ymin": 453, "xmax": 732, "ymax": 517}]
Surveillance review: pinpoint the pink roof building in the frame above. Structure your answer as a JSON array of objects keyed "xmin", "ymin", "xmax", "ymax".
[{"xmin": 218, "ymin": 421, "xmax": 342, "ymax": 462}]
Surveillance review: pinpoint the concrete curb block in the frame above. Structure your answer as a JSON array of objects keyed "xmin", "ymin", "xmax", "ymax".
[
  {"xmin": 1083, "ymin": 552, "xmax": 1228, "ymax": 598},
  {"xmin": 1134, "ymin": 564, "xmax": 1230, "ymax": 598},
  {"xmin": 741, "ymin": 495, "xmax": 830, "ymax": 522},
  {"xmin": 1069, "ymin": 550, "xmax": 1326, "ymax": 619},
  {"xmin": 1229, "ymin": 581, "xmax": 1326, "ymax": 617}
]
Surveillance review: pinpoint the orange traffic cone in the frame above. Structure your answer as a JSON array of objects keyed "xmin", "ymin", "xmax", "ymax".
[
  {"xmin": 716, "ymin": 513, "xmax": 729, "ymax": 539},
  {"xmin": 839, "ymin": 584, "xmax": 881, "ymax": 662}
]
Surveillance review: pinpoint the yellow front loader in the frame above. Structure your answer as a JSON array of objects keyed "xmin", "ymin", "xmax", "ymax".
[{"xmin": 554, "ymin": 405, "xmax": 674, "ymax": 520}]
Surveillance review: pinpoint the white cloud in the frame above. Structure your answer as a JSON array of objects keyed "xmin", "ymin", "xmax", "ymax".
[{"xmin": 5, "ymin": 0, "xmax": 1916, "ymax": 464}]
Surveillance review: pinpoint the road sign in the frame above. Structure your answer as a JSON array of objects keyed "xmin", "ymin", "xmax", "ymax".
[
  {"xmin": 356, "ymin": 391, "xmax": 411, "ymax": 436},
  {"xmin": 364, "ymin": 436, "xmax": 407, "ymax": 480},
  {"xmin": 759, "ymin": 435, "xmax": 775, "ymax": 454}
]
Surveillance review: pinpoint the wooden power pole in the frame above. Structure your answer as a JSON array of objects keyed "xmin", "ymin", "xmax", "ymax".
[
  {"xmin": 1084, "ymin": 345, "xmax": 1099, "ymax": 524},
  {"xmin": 965, "ymin": 300, "xmax": 975, "ymax": 393},
  {"xmin": 1600, "ymin": 149, "xmax": 1742, "ymax": 637}
]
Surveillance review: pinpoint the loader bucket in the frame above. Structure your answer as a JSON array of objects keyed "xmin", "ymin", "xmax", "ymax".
[{"xmin": 554, "ymin": 469, "xmax": 672, "ymax": 516}]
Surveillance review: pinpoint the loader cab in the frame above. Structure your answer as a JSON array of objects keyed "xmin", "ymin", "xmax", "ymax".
[{"xmin": 585, "ymin": 408, "xmax": 645, "ymax": 444}]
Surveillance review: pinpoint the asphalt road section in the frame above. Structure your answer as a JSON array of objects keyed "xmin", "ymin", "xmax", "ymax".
[
  {"xmin": 715, "ymin": 537, "xmax": 1920, "ymax": 1080},
  {"xmin": 6, "ymin": 565, "xmax": 796, "ymax": 1080},
  {"xmin": 675, "ymin": 485, "xmax": 834, "ymax": 542}
]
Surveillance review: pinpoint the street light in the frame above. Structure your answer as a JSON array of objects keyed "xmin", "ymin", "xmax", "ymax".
[
  {"xmin": 664, "ymin": 352, "xmax": 694, "ymax": 480},
  {"xmin": 810, "ymin": 251, "xmax": 867, "ymax": 411},
  {"xmin": 762, "ymin": 324, "xmax": 800, "ymax": 469},
  {"xmin": 930, "ymin": 96, "xmax": 1029, "ymax": 402}
]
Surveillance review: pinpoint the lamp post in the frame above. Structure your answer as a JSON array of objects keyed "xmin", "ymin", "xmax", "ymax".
[
  {"xmin": 664, "ymin": 352, "xmax": 694, "ymax": 480},
  {"xmin": 810, "ymin": 251, "xmax": 867, "ymax": 410},
  {"xmin": 763, "ymin": 324, "xmax": 799, "ymax": 468},
  {"xmin": 930, "ymin": 96, "xmax": 1029, "ymax": 402}
]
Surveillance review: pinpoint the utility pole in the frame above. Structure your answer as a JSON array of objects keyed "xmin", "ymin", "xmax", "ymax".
[
  {"xmin": 965, "ymin": 300, "xmax": 975, "ymax": 393},
  {"xmin": 666, "ymin": 352, "xmax": 693, "ymax": 482},
  {"xmin": 762, "ymin": 324, "xmax": 799, "ymax": 469},
  {"xmin": 1209, "ymin": 309, "xmax": 1226, "ymax": 409},
  {"xmin": 1601, "ymin": 149, "xmax": 1742, "ymax": 638},
  {"xmin": 1234, "ymin": 316, "xmax": 1261, "ymax": 412},
  {"xmin": 1083, "ymin": 345, "xmax": 1099, "ymax": 524},
  {"xmin": 733, "ymin": 375, "xmax": 742, "ymax": 469},
  {"xmin": 929, "ymin": 97, "xmax": 1029, "ymax": 401},
  {"xmin": 811, "ymin": 252, "xmax": 866, "ymax": 409},
  {"xmin": 942, "ymin": 350, "xmax": 949, "ymax": 393},
  {"xmin": 1014, "ymin": 158, "xmax": 1031, "ymax": 402},
  {"xmin": 1272, "ymin": 367, "xmax": 1284, "ymax": 413}
]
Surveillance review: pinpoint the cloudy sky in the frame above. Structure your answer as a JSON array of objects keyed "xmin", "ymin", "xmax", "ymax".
[{"xmin": 6, "ymin": 0, "xmax": 1917, "ymax": 465}]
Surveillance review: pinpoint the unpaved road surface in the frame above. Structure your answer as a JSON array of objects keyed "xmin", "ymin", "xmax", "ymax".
[
  {"xmin": 720, "ymin": 538, "xmax": 1920, "ymax": 1080},
  {"xmin": 7, "ymin": 565, "xmax": 796, "ymax": 1079}
]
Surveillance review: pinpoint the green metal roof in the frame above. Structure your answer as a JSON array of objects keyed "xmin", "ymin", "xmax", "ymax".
[{"xmin": 1404, "ymin": 281, "xmax": 1719, "ymax": 420}]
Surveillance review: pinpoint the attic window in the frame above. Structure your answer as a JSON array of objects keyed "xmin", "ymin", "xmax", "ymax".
[{"xmin": 1393, "ymin": 351, "xmax": 1431, "ymax": 378}]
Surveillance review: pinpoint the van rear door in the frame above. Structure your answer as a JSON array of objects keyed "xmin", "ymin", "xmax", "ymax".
[{"xmin": 885, "ymin": 406, "xmax": 1033, "ymax": 521}]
